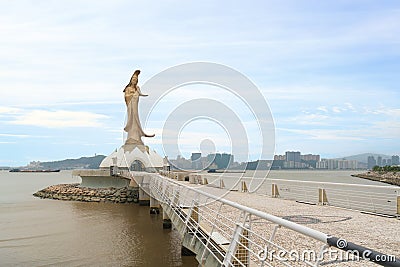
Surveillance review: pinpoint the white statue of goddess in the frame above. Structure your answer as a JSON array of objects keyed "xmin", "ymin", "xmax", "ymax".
[{"xmin": 123, "ymin": 70, "xmax": 155, "ymax": 145}]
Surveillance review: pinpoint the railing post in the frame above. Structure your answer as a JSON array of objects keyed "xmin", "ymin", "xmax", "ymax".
[
  {"xmin": 173, "ymin": 189, "xmax": 180, "ymax": 206},
  {"xmin": 191, "ymin": 206, "xmax": 199, "ymax": 223},
  {"xmin": 318, "ymin": 188, "xmax": 328, "ymax": 205},
  {"xmin": 235, "ymin": 226, "xmax": 249, "ymax": 267},
  {"xmin": 272, "ymin": 183, "xmax": 279, "ymax": 198},
  {"xmin": 185, "ymin": 202, "xmax": 199, "ymax": 228}
]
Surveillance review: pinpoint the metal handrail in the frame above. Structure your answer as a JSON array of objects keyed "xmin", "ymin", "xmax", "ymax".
[
  {"xmin": 203, "ymin": 173, "xmax": 399, "ymax": 189},
  {"xmin": 197, "ymin": 173, "xmax": 399, "ymax": 215}
]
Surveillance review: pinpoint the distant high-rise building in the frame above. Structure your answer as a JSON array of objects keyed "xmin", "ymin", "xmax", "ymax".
[
  {"xmin": 300, "ymin": 154, "xmax": 320, "ymax": 168},
  {"xmin": 316, "ymin": 160, "xmax": 327, "ymax": 169},
  {"xmin": 317, "ymin": 159, "xmax": 358, "ymax": 170},
  {"xmin": 382, "ymin": 159, "xmax": 387, "ymax": 166},
  {"xmin": 327, "ymin": 159, "xmax": 338, "ymax": 169},
  {"xmin": 274, "ymin": 155, "xmax": 286, "ymax": 161},
  {"xmin": 377, "ymin": 156, "xmax": 382, "ymax": 167},
  {"xmin": 220, "ymin": 153, "xmax": 233, "ymax": 169},
  {"xmin": 392, "ymin": 155, "xmax": 399, "ymax": 165},
  {"xmin": 367, "ymin": 156, "xmax": 376, "ymax": 169},
  {"xmin": 285, "ymin": 151, "xmax": 301, "ymax": 163},
  {"xmin": 387, "ymin": 159, "xmax": 392, "ymax": 166},
  {"xmin": 337, "ymin": 160, "xmax": 358, "ymax": 169},
  {"xmin": 191, "ymin": 153, "xmax": 202, "ymax": 170},
  {"xmin": 300, "ymin": 154, "xmax": 321, "ymax": 162},
  {"xmin": 206, "ymin": 153, "xmax": 233, "ymax": 169}
]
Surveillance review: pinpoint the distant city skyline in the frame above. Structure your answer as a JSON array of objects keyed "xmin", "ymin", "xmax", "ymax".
[
  {"xmin": 167, "ymin": 150, "xmax": 399, "ymax": 171},
  {"xmin": 1, "ymin": 1, "xmax": 399, "ymax": 166}
]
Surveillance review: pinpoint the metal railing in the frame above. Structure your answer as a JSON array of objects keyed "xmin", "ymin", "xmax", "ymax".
[
  {"xmin": 148, "ymin": 173, "xmax": 400, "ymax": 267},
  {"xmin": 196, "ymin": 174, "xmax": 399, "ymax": 216}
]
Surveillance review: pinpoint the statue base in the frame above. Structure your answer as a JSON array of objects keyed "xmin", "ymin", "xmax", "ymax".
[{"xmin": 99, "ymin": 144, "xmax": 164, "ymax": 172}]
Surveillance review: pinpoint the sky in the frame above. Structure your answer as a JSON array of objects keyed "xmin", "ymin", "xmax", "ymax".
[{"xmin": 0, "ymin": 0, "xmax": 399, "ymax": 166}]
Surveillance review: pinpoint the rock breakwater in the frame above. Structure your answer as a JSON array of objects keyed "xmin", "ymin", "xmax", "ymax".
[
  {"xmin": 33, "ymin": 183, "xmax": 139, "ymax": 203},
  {"xmin": 352, "ymin": 171, "xmax": 400, "ymax": 186}
]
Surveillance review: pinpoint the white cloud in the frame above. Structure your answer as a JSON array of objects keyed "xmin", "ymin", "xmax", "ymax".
[
  {"xmin": 279, "ymin": 128, "xmax": 365, "ymax": 141},
  {"xmin": 10, "ymin": 110, "xmax": 109, "ymax": 128},
  {"xmin": 344, "ymin": 102, "xmax": 356, "ymax": 112},
  {"xmin": 0, "ymin": 106, "xmax": 22, "ymax": 114},
  {"xmin": 286, "ymin": 114, "xmax": 330, "ymax": 126},
  {"xmin": 332, "ymin": 107, "xmax": 342, "ymax": 113},
  {"xmin": 0, "ymin": 133, "xmax": 30, "ymax": 138},
  {"xmin": 363, "ymin": 107, "xmax": 400, "ymax": 116},
  {"xmin": 371, "ymin": 121, "xmax": 400, "ymax": 139}
]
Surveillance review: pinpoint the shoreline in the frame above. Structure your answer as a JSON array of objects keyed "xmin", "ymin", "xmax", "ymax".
[
  {"xmin": 33, "ymin": 183, "xmax": 139, "ymax": 203},
  {"xmin": 351, "ymin": 171, "xmax": 400, "ymax": 186}
]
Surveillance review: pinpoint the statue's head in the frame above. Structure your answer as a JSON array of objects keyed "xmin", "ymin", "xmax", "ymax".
[
  {"xmin": 130, "ymin": 70, "xmax": 141, "ymax": 84},
  {"xmin": 124, "ymin": 69, "xmax": 141, "ymax": 91}
]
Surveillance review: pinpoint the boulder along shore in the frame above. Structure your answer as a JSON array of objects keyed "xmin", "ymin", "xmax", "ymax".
[
  {"xmin": 33, "ymin": 183, "xmax": 139, "ymax": 203},
  {"xmin": 351, "ymin": 171, "xmax": 400, "ymax": 186}
]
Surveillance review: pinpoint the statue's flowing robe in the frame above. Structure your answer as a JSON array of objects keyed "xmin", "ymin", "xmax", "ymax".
[{"xmin": 124, "ymin": 85, "xmax": 147, "ymax": 145}]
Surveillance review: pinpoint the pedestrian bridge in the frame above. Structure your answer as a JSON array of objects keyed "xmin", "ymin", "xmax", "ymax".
[{"xmin": 118, "ymin": 171, "xmax": 399, "ymax": 267}]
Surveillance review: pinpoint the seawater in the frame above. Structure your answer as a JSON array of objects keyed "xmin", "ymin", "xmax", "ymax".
[{"xmin": 0, "ymin": 171, "xmax": 197, "ymax": 267}]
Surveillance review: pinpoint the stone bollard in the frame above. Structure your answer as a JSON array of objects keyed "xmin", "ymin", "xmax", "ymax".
[
  {"xmin": 241, "ymin": 181, "xmax": 248, "ymax": 192},
  {"xmin": 219, "ymin": 179, "xmax": 225, "ymax": 189},
  {"xmin": 196, "ymin": 175, "xmax": 202, "ymax": 184},
  {"xmin": 271, "ymin": 183, "xmax": 279, "ymax": 198},
  {"xmin": 318, "ymin": 188, "xmax": 328, "ymax": 205},
  {"xmin": 177, "ymin": 173, "xmax": 186, "ymax": 181},
  {"xmin": 189, "ymin": 174, "xmax": 196, "ymax": 184}
]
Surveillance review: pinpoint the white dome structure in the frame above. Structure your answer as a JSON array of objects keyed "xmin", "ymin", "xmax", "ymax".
[{"xmin": 100, "ymin": 144, "xmax": 164, "ymax": 171}]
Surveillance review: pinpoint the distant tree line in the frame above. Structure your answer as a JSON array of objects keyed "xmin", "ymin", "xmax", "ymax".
[{"xmin": 372, "ymin": 165, "xmax": 400, "ymax": 172}]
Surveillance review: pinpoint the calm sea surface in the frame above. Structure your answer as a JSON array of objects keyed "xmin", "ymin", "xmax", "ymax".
[
  {"xmin": 0, "ymin": 170, "xmax": 197, "ymax": 267},
  {"xmin": 0, "ymin": 170, "xmax": 393, "ymax": 266}
]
